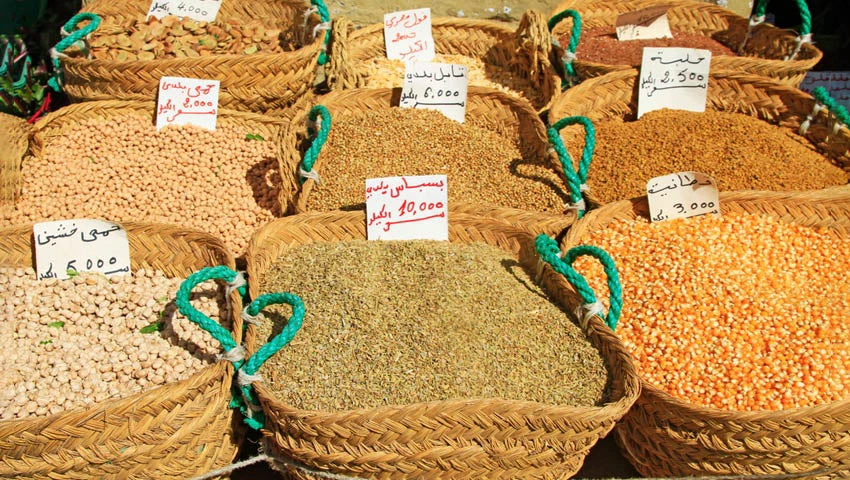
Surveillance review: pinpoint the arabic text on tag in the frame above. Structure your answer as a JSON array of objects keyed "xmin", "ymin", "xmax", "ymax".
[
  {"xmin": 383, "ymin": 8, "xmax": 435, "ymax": 63},
  {"xmin": 156, "ymin": 76, "xmax": 220, "ymax": 130},
  {"xmin": 637, "ymin": 47, "xmax": 711, "ymax": 118},
  {"xmin": 34, "ymin": 219, "xmax": 132, "ymax": 281},
  {"xmin": 365, "ymin": 175, "xmax": 448, "ymax": 241},
  {"xmin": 646, "ymin": 171, "xmax": 720, "ymax": 223},
  {"xmin": 147, "ymin": 0, "xmax": 222, "ymax": 22},
  {"xmin": 399, "ymin": 63, "xmax": 468, "ymax": 123}
]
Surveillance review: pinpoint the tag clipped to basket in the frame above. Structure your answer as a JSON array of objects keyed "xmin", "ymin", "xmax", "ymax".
[
  {"xmin": 147, "ymin": 0, "xmax": 222, "ymax": 22},
  {"xmin": 647, "ymin": 171, "xmax": 720, "ymax": 223},
  {"xmin": 384, "ymin": 8, "xmax": 435, "ymax": 62},
  {"xmin": 400, "ymin": 62, "xmax": 468, "ymax": 123},
  {"xmin": 615, "ymin": 6, "xmax": 673, "ymax": 41},
  {"xmin": 638, "ymin": 47, "xmax": 711, "ymax": 118},
  {"xmin": 33, "ymin": 219, "xmax": 131, "ymax": 281},
  {"xmin": 156, "ymin": 76, "xmax": 220, "ymax": 131},
  {"xmin": 365, "ymin": 175, "xmax": 448, "ymax": 241}
]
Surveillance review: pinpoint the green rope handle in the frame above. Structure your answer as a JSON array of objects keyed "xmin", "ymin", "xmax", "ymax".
[
  {"xmin": 547, "ymin": 115, "xmax": 595, "ymax": 219},
  {"xmin": 547, "ymin": 9, "xmax": 581, "ymax": 87},
  {"xmin": 175, "ymin": 266, "xmax": 244, "ymax": 353},
  {"xmin": 813, "ymin": 87, "xmax": 850, "ymax": 127},
  {"xmin": 48, "ymin": 12, "xmax": 101, "ymax": 91},
  {"xmin": 753, "ymin": 0, "xmax": 812, "ymax": 35},
  {"xmin": 310, "ymin": 0, "xmax": 331, "ymax": 66},
  {"xmin": 300, "ymin": 104, "xmax": 332, "ymax": 184},
  {"xmin": 535, "ymin": 234, "xmax": 622, "ymax": 330},
  {"xmin": 234, "ymin": 292, "xmax": 305, "ymax": 430}
]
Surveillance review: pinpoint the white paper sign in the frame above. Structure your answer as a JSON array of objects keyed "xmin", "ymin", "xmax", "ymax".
[
  {"xmin": 156, "ymin": 76, "xmax": 220, "ymax": 130},
  {"xmin": 34, "ymin": 219, "xmax": 132, "ymax": 281},
  {"xmin": 647, "ymin": 172, "xmax": 720, "ymax": 223},
  {"xmin": 147, "ymin": 0, "xmax": 222, "ymax": 22},
  {"xmin": 384, "ymin": 8, "xmax": 435, "ymax": 63},
  {"xmin": 365, "ymin": 175, "xmax": 448, "ymax": 241},
  {"xmin": 399, "ymin": 63, "xmax": 468, "ymax": 123},
  {"xmin": 616, "ymin": 6, "xmax": 673, "ymax": 41},
  {"xmin": 638, "ymin": 47, "xmax": 711, "ymax": 119}
]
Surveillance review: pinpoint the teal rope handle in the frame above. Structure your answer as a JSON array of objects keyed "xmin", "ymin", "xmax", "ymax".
[
  {"xmin": 547, "ymin": 9, "xmax": 581, "ymax": 87},
  {"xmin": 175, "ymin": 266, "xmax": 243, "ymax": 353},
  {"xmin": 311, "ymin": 0, "xmax": 331, "ymax": 65},
  {"xmin": 813, "ymin": 87, "xmax": 850, "ymax": 126},
  {"xmin": 235, "ymin": 292, "xmax": 305, "ymax": 430},
  {"xmin": 535, "ymin": 234, "xmax": 622, "ymax": 330},
  {"xmin": 547, "ymin": 115, "xmax": 595, "ymax": 219},
  {"xmin": 49, "ymin": 12, "xmax": 101, "ymax": 91},
  {"xmin": 300, "ymin": 104, "xmax": 332, "ymax": 184},
  {"xmin": 753, "ymin": 0, "xmax": 812, "ymax": 35}
]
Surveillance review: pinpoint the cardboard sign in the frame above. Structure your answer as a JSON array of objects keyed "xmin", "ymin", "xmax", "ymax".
[
  {"xmin": 384, "ymin": 8, "xmax": 435, "ymax": 63},
  {"xmin": 638, "ymin": 47, "xmax": 711, "ymax": 118},
  {"xmin": 156, "ymin": 76, "xmax": 220, "ymax": 130},
  {"xmin": 399, "ymin": 63, "xmax": 468, "ymax": 123},
  {"xmin": 616, "ymin": 6, "xmax": 673, "ymax": 41},
  {"xmin": 34, "ymin": 219, "xmax": 132, "ymax": 281},
  {"xmin": 800, "ymin": 71, "xmax": 850, "ymax": 113},
  {"xmin": 366, "ymin": 175, "xmax": 448, "ymax": 241},
  {"xmin": 647, "ymin": 172, "xmax": 720, "ymax": 222},
  {"xmin": 147, "ymin": 0, "xmax": 222, "ymax": 22}
]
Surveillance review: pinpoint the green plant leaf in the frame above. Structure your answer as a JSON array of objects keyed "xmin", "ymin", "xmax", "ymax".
[
  {"xmin": 66, "ymin": 269, "xmax": 79, "ymax": 278},
  {"xmin": 245, "ymin": 133, "xmax": 264, "ymax": 141},
  {"xmin": 140, "ymin": 321, "xmax": 164, "ymax": 334},
  {"xmin": 39, "ymin": 340, "xmax": 53, "ymax": 345},
  {"xmin": 47, "ymin": 321, "xmax": 65, "ymax": 328}
]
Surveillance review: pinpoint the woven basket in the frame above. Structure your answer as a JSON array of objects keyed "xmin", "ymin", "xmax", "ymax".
[
  {"xmin": 558, "ymin": 189, "xmax": 850, "ymax": 478},
  {"xmin": 57, "ymin": 0, "xmax": 324, "ymax": 113},
  {"xmin": 547, "ymin": 69, "xmax": 850, "ymax": 205},
  {"xmin": 549, "ymin": 0, "xmax": 822, "ymax": 87},
  {"xmin": 326, "ymin": 11, "xmax": 560, "ymax": 113},
  {"xmin": 0, "ymin": 112, "xmax": 29, "ymax": 208},
  {"xmin": 242, "ymin": 207, "xmax": 641, "ymax": 479},
  {"xmin": 279, "ymin": 87, "xmax": 577, "ymax": 237},
  {"xmin": 0, "ymin": 221, "xmax": 243, "ymax": 479}
]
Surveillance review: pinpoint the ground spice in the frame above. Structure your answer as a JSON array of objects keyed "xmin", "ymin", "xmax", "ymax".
[
  {"xmin": 574, "ymin": 212, "xmax": 850, "ymax": 411},
  {"xmin": 304, "ymin": 108, "xmax": 568, "ymax": 213},
  {"xmin": 568, "ymin": 109, "xmax": 848, "ymax": 204},
  {"xmin": 563, "ymin": 26, "xmax": 736, "ymax": 67},
  {"xmin": 255, "ymin": 240, "xmax": 609, "ymax": 411}
]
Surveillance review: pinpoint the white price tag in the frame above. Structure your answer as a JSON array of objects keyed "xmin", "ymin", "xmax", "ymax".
[
  {"xmin": 646, "ymin": 172, "xmax": 720, "ymax": 222},
  {"xmin": 384, "ymin": 8, "xmax": 435, "ymax": 63},
  {"xmin": 616, "ymin": 6, "xmax": 673, "ymax": 41},
  {"xmin": 366, "ymin": 175, "xmax": 448, "ymax": 241},
  {"xmin": 34, "ymin": 219, "xmax": 132, "ymax": 281},
  {"xmin": 147, "ymin": 0, "xmax": 222, "ymax": 22},
  {"xmin": 156, "ymin": 76, "xmax": 220, "ymax": 131},
  {"xmin": 638, "ymin": 47, "xmax": 711, "ymax": 119},
  {"xmin": 399, "ymin": 63, "xmax": 468, "ymax": 123}
]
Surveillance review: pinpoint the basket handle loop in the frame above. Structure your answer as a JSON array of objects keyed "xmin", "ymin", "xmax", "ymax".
[
  {"xmin": 234, "ymin": 292, "xmax": 306, "ymax": 430},
  {"xmin": 800, "ymin": 86, "xmax": 850, "ymax": 136},
  {"xmin": 547, "ymin": 8, "xmax": 581, "ymax": 88},
  {"xmin": 742, "ymin": 0, "xmax": 812, "ymax": 59},
  {"xmin": 548, "ymin": 115, "xmax": 595, "ymax": 218},
  {"xmin": 310, "ymin": 0, "xmax": 331, "ymax": 66},
  {"xmin": 535, "ymin": 234, "xmax": 622, "ymax": 331},
  {"xmin": 299, "ymin": 104, "xmax": 332, "ymax": 185},
  {"xmin": 48, "ymin": 12, "xmax": 101, "ymax": 91}
]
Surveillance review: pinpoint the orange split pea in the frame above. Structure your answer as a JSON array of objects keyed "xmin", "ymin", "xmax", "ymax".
[{"xmin": 573, "ymin": 212, "xmax": 850, "ymax": 411}]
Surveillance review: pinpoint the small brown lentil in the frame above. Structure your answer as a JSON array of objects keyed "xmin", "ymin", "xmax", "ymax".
[
  {"xmin": 305, "ymin": 108, "xmax": 568, "ymax": 213},
  {"xmin": 569, "ymin": 109, "xmax": 849, "ymax": 204},
  {"xmin": 256, "ymin": 240, "xmax": 609, "ymax": 411}
]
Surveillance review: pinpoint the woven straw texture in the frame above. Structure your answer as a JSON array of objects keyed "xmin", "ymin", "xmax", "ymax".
[
  {"xmin": 558, "ymin": 189, "xmax": 850, "ymax": 478},
  {"xmin": 0, "ymin": 112, "xmax": 30, "ymax": 208},
  {"xmin": 547, "ymin": 69, "xmax": 850, "ymax": 205},
  {"xmin": 549, "ymin": 0, "xmax": 822, "ymax": 87},
  {"xmin": 59, "ymin": 0, "xmax": 323, "ymax": 113},
  {"xmin": 242, "ymin": 208, "xmax": 641, "ymax": 479},
  {"xmin": 278, "ymin": 87, "xmax": 576, "ymax": 237},
  {"xmin": 0, "ymin": 221, "xmax": 243, "ymax": 479},
  {"xmin": 327, "ymin": 11, "xmax": 560, "ymax": 113}
]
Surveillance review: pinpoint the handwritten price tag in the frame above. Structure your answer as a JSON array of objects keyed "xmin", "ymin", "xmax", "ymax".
[
  {"xmin": 156, "ymin": 76, "xmax": 220, "ymax": 130},
  {"xmin": 616, "ymin": 6, "xmax": 673, "ymax": 41},
  {"xmin": 366, "ymin": 175, "xmax": 448, "ymax": 241},
  {"xmin": 638, "ymin": 47, "xmax": 711, "ymax": 119},
  {"xmin": 147, "ymin": 0, "xmax": 222, "ymax": 22},
  {"xmin": 33, "ymin": 219, "xmax": 132, "ymax": 281},
  {"xmin": 400, "ymin": 63, "xmax": 468, "ymax": 123},
  {"xmin": 647, "ymin": 172, "xmax": 720, "ymax": 223},
  {"xmin": 384, "ymin": 8, "xmax": 435, "ymax": 63}
]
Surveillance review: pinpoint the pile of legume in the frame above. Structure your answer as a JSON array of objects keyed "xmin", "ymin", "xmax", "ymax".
[
  {"xmin": 573, "ymin": 212, "xmax": 850, "ymax": 411},
  {"xmin": 0, "ymin": 268, "xmax": 225, "ymax": 420},
  {"xmin": 256, "ymin": 240, "xmax": 609, "ymax": 411},
  {"xmin": 562, "ymin": 26, "xmax": 736, "ymax": 67},
  {"xmin": 363, "ymin": 55, "xmax": 545, "ymax": 108},
  {"xmin": 568, "ymin": 109, "xmax": 848, "ymax": 204},
  {"xmin": 1, "ymin": 115, "xmax": 281, "ymax": 255},
  {"xmin": 303, "ymin": 108, "xmax": 567, "ymax": 213}
]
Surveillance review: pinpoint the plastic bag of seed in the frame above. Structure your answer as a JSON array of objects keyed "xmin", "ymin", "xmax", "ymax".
[
  {"xmin": 0, "ymin": 221, "xmax": 246, "ymax": 478},
  {"xmin": 49, "ymin": 0, "xmax": 331, "ymax": 113},
  {"xmin": 199, "ymin": 207, "xmax": 642, "ymax": 479},
  {"xmin": 551, "ymin": 189, "xmax": 850, "ymax": 478},
  {"xmin": 547, "ymin": 0, "xmax": 822, "ymax": 87},
  {"xmin": 547, "ymin": 69, "xmax": 850, "ymax": 206}
]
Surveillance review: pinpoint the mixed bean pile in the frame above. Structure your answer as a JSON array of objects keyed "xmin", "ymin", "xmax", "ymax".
[
  {"xmin": 256, "ymin": 240, "xmax": 609, "ymax": 411},
  {"xmin": 574, "ymin": 212, "xmax": 850, "ymax": 411},
  {"xmin": 303, "ymin": 108, "xmax": 568, "ymax": 213},
  {"xmin": 1, "ymin": 115, "xmax": 281, "ymax": 255},
  {"xmin": 0, "ymin": 268, "xmax": 225, "ymax": 420},
  {"xmin": 570, "ymin": 109, "xmax": 848, "ymax": 204}
]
